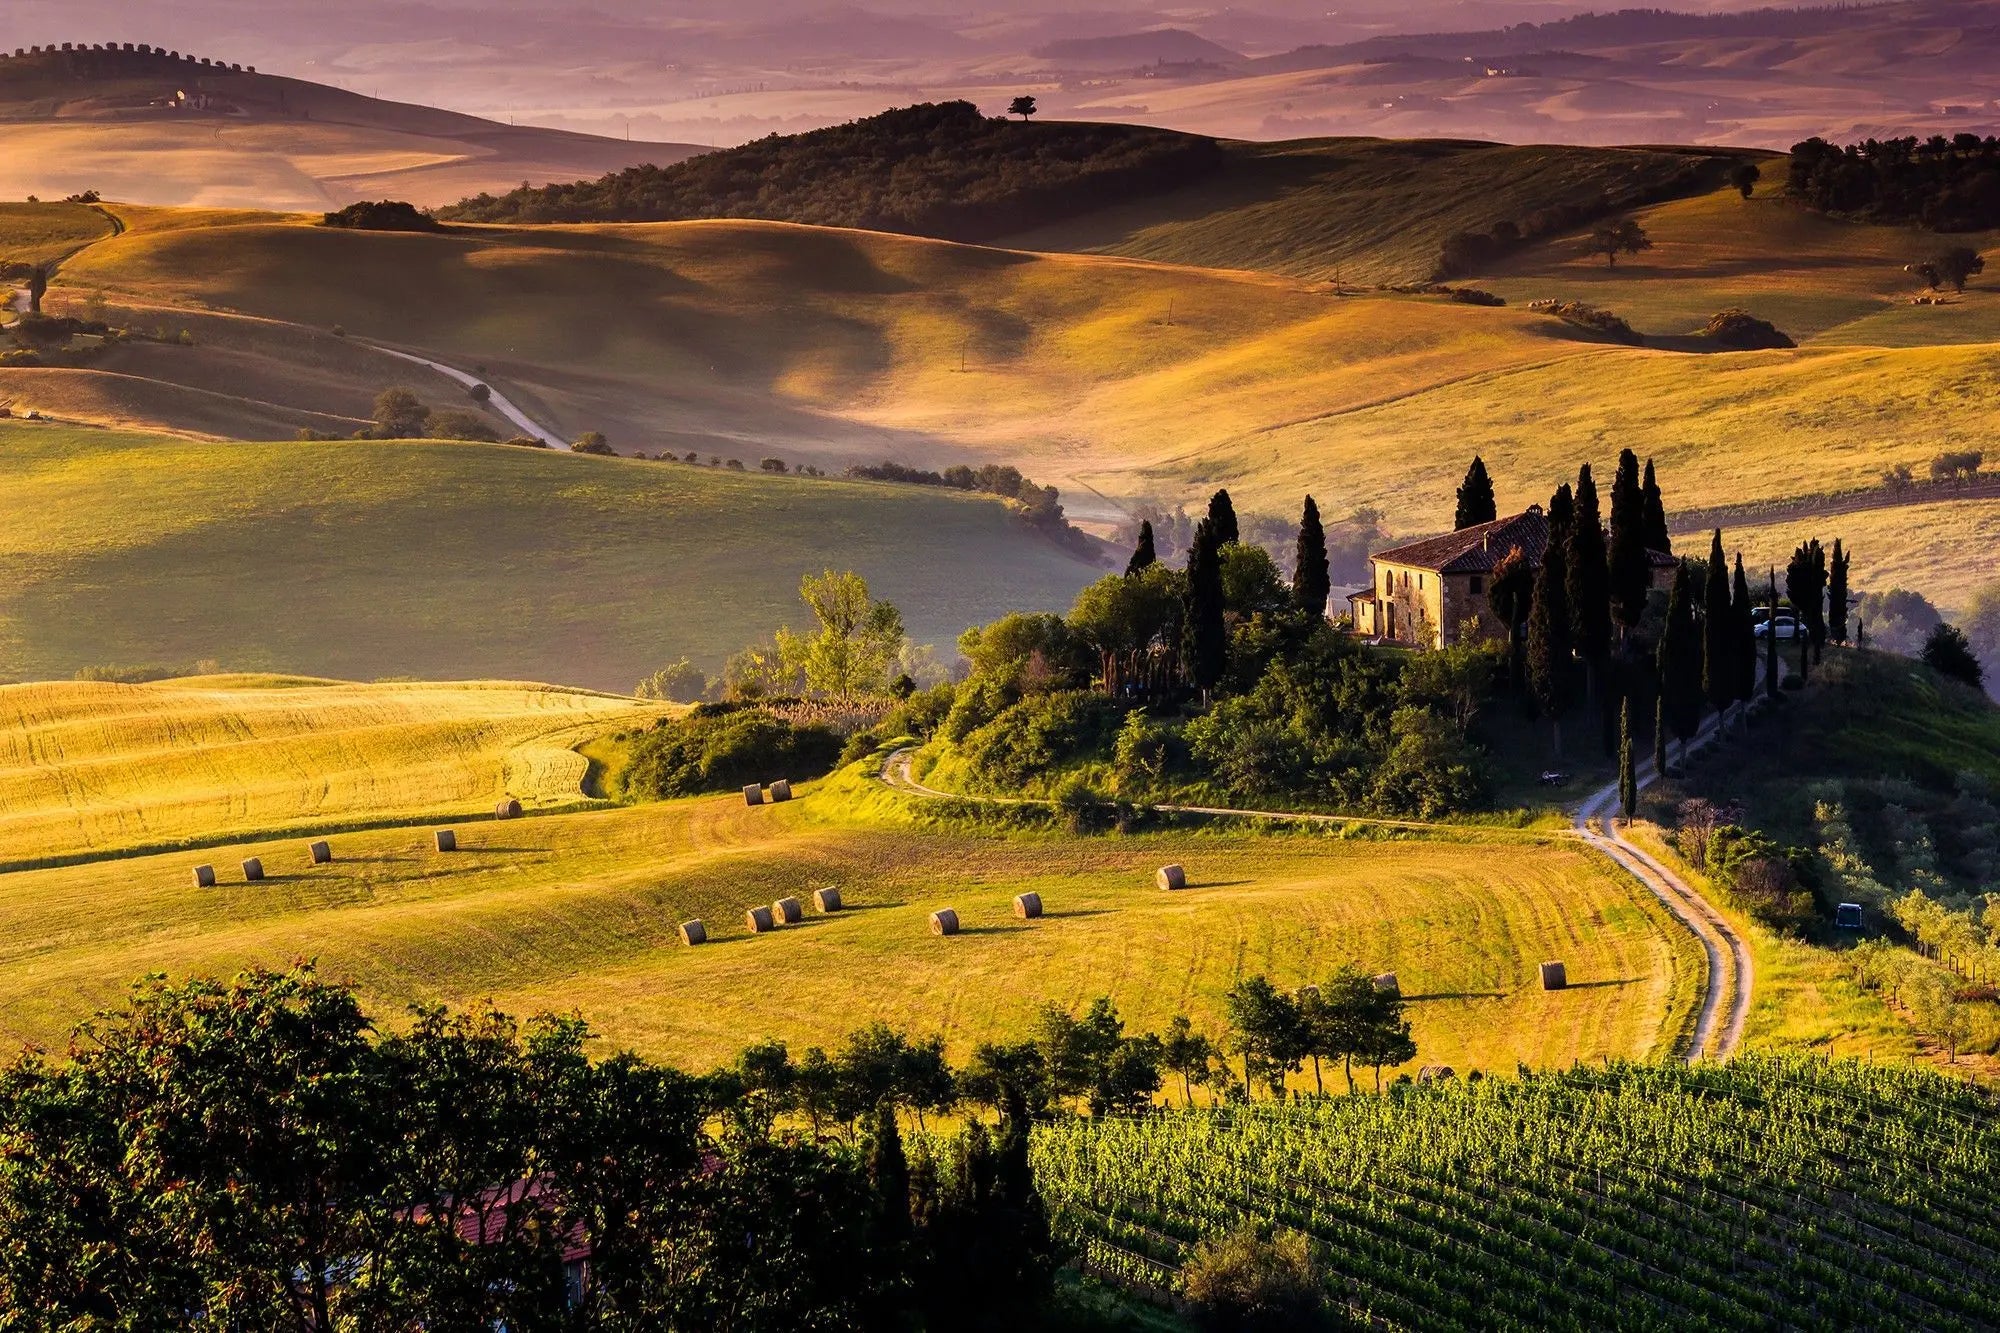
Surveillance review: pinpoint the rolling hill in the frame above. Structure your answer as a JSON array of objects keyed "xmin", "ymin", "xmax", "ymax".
[
  {"xmin": 0, "ymin": 424, "xmax": 1103, "ymax": 690},
  {"xmin": 0, "ymin": 44, "xmax": 702, "ymax": 210}
]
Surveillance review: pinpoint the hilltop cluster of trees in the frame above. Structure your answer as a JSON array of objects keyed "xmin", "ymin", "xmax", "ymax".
[
  {"xmin": 1118, "ymin": 502, "xmax": 1388, "ymax": 586},
  {"xmin": 844, "ymin": 460, "xmax": 1089, "ymax": 553},
  {"xmin": 1788, "ymin": 136, "xmax": 2000, "ymax": 231},
  {"xmin": 438, "ymin": 102, "xmax": 1223, "ymax": 242},
  {"xmin": 321, "ymin": 200, "xmax": 442, "ymax": 233}
]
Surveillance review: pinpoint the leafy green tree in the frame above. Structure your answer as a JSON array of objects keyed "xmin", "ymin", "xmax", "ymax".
[
  {"xmin": 1922, "ymin": 623, "xmax": 1985, "ymax": 690},
  {"xmin": 1068, "ymin": 564, "xmax": 1183, "ymax": 696},
  {"xmin": 1618, "ymin": 698, "xmax": 1637, "ymax": 820},
  {"xmin": 1182, "ymin": 518, "xmax": 1229, "ymax": 695},
  {"xmin": 1207, "ymin": 489, "xmax": 1240, "ymax": 546},
  {"xmin": 1454, "ymin": 456, "xmax": 1497, "ymax": 529},
  {"xmin": 1487, "ymin": 544, "xmax": 1534, "ymax": 687},
  {"xmin": 1701, "ymin": 530, "xmax": 1735, "ymax": 722},
  {"xmin": 866, "ymin": 1098, "xmax": 913, "ymax": 1252},
  {"xmin": 570, "ymin": 430, "xmax": 615, "ymax": 455},
  {"xmin": 1591, "ymin": 216, "xmax": 1653, "ymax": 267},
  {"xmin": 1641, "ymin": 458, "xmax": 1671, "ymax": 554},
  {"xmin": 1161, "ymin": 1015, "xmax": 1219, "ymax": 1105},
  {"xmin": 1222, "ymin": 977, "xmax": 1306, "ymax": 1100},
  {"xmin": 372, "ymin": 386, "xmax": 429, "ymax": 438},
  {"xmin": 1731, "ymin": 161, "xmax": 1762, "ymax": 198},
  {"xmin": 1125, "ymin": 519, "xmax": 1157, "ymax": 575},
  {"xmin": 1910, "ymin": 246, "xmax": 1984, "ymax": 292},
  {"xmin": 1292, "ymin": 495, "xmax": 1331, "ymax": 618},
  {"xmin": 776, "ymin": 569, "xmax": 908, "ymax": 696},
  {"xmin": 1220, "ymin": 543, "xmax": 1290, "ymax": 620},
  {"xmin": 1007, "ymin": 95, "xmax": 1038, "ymax": 121},
  {"xmin": 1525, "ymin": 528, "xmax": 1575, "ymax": 760},
  {"xmin": 1180, "ymin": 1225, "xmax": 1324, "ymax": 1333},
  {"xmin": 1607, "ymin": 448, "xmax": 1650, "ymax": 633}
]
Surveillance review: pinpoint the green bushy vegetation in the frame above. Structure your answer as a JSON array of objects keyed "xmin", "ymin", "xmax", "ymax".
[
  {"xmin": 321, "ymin": 200, "xmax": 442, "ymax": 232},
  {"xmin": 616, "ymin": 705, "xmax": 844, "ymax": 800},
  {"xmin": 1788, "ymin": 136, "xmax": 2000, "ymax": 231},
  {"xmin": 439, "ymin": 102, "xmax": 1221, "ymax": 242}
]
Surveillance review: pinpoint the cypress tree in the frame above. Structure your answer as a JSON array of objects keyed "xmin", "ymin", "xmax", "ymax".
[
  {"xmin": 1653, "ymin": 693, "xmax": 1669, "ymax": 784},
  {"xmin": 1182, "ymin": 517, "xmax": 1227, "ymax": 694},
  {"xmin": 1455, "ymin": 456, "xmax": 1497, "ymax": 529},
  {"xmin": 1618, "ymin": 698, "xmax": 1637, "ymax": 821},
  {"xmin": 1488, "ymin": 545, "xmax": 1533, "ymax": 689},
  {"xmin": 1293, "ymin": 495, "xmax": 1331, "ymax": 619},
  {"xmin": 1798, "ymin": 616, "xmax": 1810, "ymax": 685},
  {"xmin": 1526, "ymin": 533, "xmax": 1575, "ymax": 761},
  {"xmin": 1568, "ymin": 465, "xmax": 1613, "ymax": 687},
  {"xmin": 1828, "ymin": 539, "xmax": 1850, "ymax": 643},
  {"xmin": 1207, "ymin": 489, "xmax": 1239, "ymax": 547},
  {"xmin": 1607, "ymin": 448, "xmax": 1650, "ymax": 633},
  {"xmin": 1786, "ymin": 540, "xmax": 1828, "ymax": 664},
  {"xmin": 1125, "ymin": 520, "xmax": 1157, "ymax": 576},
  {"xmin": 1657, "ymin": 562, "xmax": 1702, "ymax": 763},
  {"xmin": 867, "ymin": 1099, "xmax": 913, "ymax": 1248},
  {"xmin": 1765, "ymin": 570, "xmax": 1781, "ymax": 700},
  {"xmin": 1546, "ymin": 482, "xmax": 1575, "ymax": 548},
  {"xmin": 1810, "ymin": 539, "xmax": 1829, "ymax": 663},
  {"xmin": 1641, "ymin": 458, "xmax": 1671, "ymax": 554},
  {"xmin": 1701, "ymin": 529, "xmax": 1734, "ymax": 722},
  {"xmin": 1732, "ymin": 554, "xmax": 1756, "ymax": 727}
]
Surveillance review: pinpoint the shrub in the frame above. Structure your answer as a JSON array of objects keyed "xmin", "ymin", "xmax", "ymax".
[
  {"xmin": 501, "ymin": 435, "xmax": 548, "ymax": 448},
  {"xmin": 1179, "ymin": 1225, "xmax": 1324, "ymax": 1333},
  {"xmin": 635, "ymin": 658, "xmax": 710, "ymax": 703},
  {"xmin": 321, "ymin": 200, "xmax": 441, "ymax": 232},
  {"xmin": 467, "ymin": 382, "xmax": 491, "ymax": 403},
  {"xmin": 620, "ymin": 708, "xmax": 843, "ymax": 800},
  {"xmin": 423, "ymin": 408, "xmax": 499, "ymax": 442},
  {"xmin": 571, "ymin": 431, "xmax": 615, "ymax": 456},
  {"xmin": 1699, "ymin": 308, "xmax": 1795, "ymax": 349},
  {"xmin": 1527, "ymin": 299, "xmax": 1642, "ymax": 345},
  {"xmin": 1367, "ymin": 707, "xmax": 1489, "ymax": 818},
  {"xmin": 959, "ymin": 691, "xmax": 1121, "ymax": 790},
  {"xmin": 1450, "ymin": 287, "xmax": 1506, "ymax": 306}
]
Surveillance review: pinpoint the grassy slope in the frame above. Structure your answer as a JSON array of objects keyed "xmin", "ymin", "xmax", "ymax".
[
  {"xmin": 0, "ymin": 201, "xmax": 115, "ymax": 267},
  {"xmin": 1007, "ymin": 138, "xmax": 1737, "ymax": 285},
  {"xmin": 1722, "ymin": 499, "xmax": 2000, "ymax": 620},
  {"xmin": 0, "ymin": 758, "xmax": 1696, "ymax": 1072},
  {"xmin": 0, "ymin": 424, "xmax": 1102, "ymax": 690},
  {"xmin": 0, "ymin": 676, "xmax": 663, "ymax": 864}
]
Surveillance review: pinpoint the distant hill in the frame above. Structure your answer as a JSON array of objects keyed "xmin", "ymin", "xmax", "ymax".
[
  {"xmin": 0, "ymin": 43, "xmax": 702, "ymax": 211},
  {"xmin": 1031, "ymin": 29, "xmax": 1242, "ymax": 66},
  {"xmin": 438, "ymin": 101, "xmax": 1223, "ymax": 240}
]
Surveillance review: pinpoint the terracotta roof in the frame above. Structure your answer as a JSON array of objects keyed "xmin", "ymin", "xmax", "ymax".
[
  {"xmin": 1647, "ymin": 548, "xmax": 1678, "ymax": 567},
  {"xmin": 1348, "ymin": 588, "xmax": 1376, "ymax": 602},
  {"xmin": 1370, "ymin": 509, "xmax": 1549, "ymax": 575}
]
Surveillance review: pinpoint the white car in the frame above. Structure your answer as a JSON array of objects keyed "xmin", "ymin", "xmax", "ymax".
[{"xmin": 1753, "ymin": 615, "xmax": 1801, "ymax": 640}]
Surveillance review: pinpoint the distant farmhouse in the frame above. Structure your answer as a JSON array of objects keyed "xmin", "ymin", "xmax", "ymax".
[{"xmin": 1349, "ymin": 507, "xmax": 1674, "ymax": 648}]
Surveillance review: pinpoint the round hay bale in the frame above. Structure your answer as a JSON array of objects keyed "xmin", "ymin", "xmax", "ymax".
[
  {"xmin": 813, "ymin": 887, "xmax": 843, "ymax": 913},
  {"xmin": 1417, "ymin": 1065, "xmax": 1456, "ymax": 1083},
  {"xmin": 1372, "ymin": 972, "xmax": 1400, "ymax": 996},
  {"xmin": 742, "ymin": 784, "xmax": 766, "ymax": 807},
  {"xmin": 1540, "ymin": 960, "xmax": 1568, "ymax": 991},
  {"xmin": 679, "ymin": 919, "xmax": 708, "ymax": 946},
  {"xmin": 495, "ymin": 797, "xmax": 523, "ymax": 820},
  {"xmin": 241, "ymin": 858, "xmax": 265, "ymax": 882},
  {"xmin": 1013, "ymin": 892, "xmax": 1043, "ymax": 919},
  {"xmin": 434, "ymin": 829, "xmax": 458, "ymax": 852},
  {"xmin": 191, "ymin": 864, "xmax": 216, "ymax": 888},
  {"xmin": 772, "ymin": 896, "xmax": 803, "ymax": 925},
  {"xmin": 930, "ymin": 908, "xmax": 960, "ymax": 936},
  {"xmin": 1156, "ymin": 864, "xmax": 1187, "ymax": 891},
  {"xmin": 769, "ymin": 779, "xmax": 793, "ymax": 802},
  {"xmin": 307, "ymin": 840, "xmax": 332, "ymax": 865},
  {"xmin": 744, "ymin": 905, "xmax": 775, "ymax": 933}
]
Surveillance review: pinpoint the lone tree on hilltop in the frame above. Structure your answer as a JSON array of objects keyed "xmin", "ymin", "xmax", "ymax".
[
  {"xmin": 1591, "ymin": 217, "xmax": 1652, "ymax": 267},
  {"xmin": 1731, "ymin": 162, "xmax": 1762, "ymax": 199},
  {"xmin": 1908, "ymin": 246, "xmax": 1984, "ymax": 293},
  {"xmin": 370, "ymin": 387, "xmax": 428, "ymax": 438},
  {"xmin": 1125, "ymin": 520, "xmax": 1157, "ymax": 576},
  {"xmin": 1293, "ymin": 495, "xmax": 1330, "ymax": 619},
  {"xmin": 1007, "ymin": 95, "xmax": 1038, "ymax": 121},
  {"xmin": 1454, "ymin": 456, "xmax": 1497, "ymax": 530}
]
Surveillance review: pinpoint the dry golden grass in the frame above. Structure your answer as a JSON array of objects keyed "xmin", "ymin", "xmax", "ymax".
[
  {"xmin": 0, "ymin": 202, "xmax": 116, "ymax": 268},
  {"xmin": 0, "ymin": 675, "xmax": 663, "ymax": 864},
  {"xmin": 1717, "ymin": 499, "xmax": 2000, "ymax": 619}
]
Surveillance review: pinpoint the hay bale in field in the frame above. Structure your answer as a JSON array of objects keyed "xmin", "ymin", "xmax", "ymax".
[
  {"xmin": 1014, "ymin": 892, "xmax": 1043, "ymax": 919},
  {"xmin": 743, "ymin": 785, "xmax": 765, "ymax": 807},
  {"xmin": 773, "ymin": 896, "xmax": 803, "ymax": 925},
  {"xmin": 769, "ymin": 779, "xmax": 793, "ymax": 802},
  {"xmin": 192, "ymin": 864, "xmax": 216, "ymax": 888},
  {"xmin": 814, "ymin": 887, "xmax": 843, "ymax": 913},
  {"xmin": 930, "ymin": 908, "xmax": 960, "ymax": 936},
  {"xmin": 745, "ymin": 905, "xmax": 775, "ymax": 933},
  {"xmin": 1156, "ymin": 864, "xmax": 1187, "ymax": 891},
  {"xmin": 1540, "ymin": 960, "xmax": 1567, "ymax": 991},
  {"xmin": 434, "ymin": 829, "xmax": 458, "ymax": 852},
  {"xmin": 1418, "ymin": 1065, "xmax": 1455, "ymax": 1083},
  {"xmin": 679, "ymin": 920, "xmax": 708, "ymax": 946},
  {"xmin": 1372, "ymin": 972, "xmax": 1400, "ymax": 996},
  {"xmin": 495, "ymin": 797, "xmax": 523, "ymax": 820},
  {"xmin": 307, "ymin": 840, "xmax": 332, "ymax": 865},
  {"xmin": 241, "ymin": 858, "xmax": 265, "ymax": 882}
]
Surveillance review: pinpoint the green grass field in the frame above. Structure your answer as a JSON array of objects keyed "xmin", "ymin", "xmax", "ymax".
[
  {"xmin": 0, "ymin": 675, "xmax": 663, "ymax": 865},
  {"xmin": 0, "ymin": 423, "xmax": 1102, "ymax": 689}
]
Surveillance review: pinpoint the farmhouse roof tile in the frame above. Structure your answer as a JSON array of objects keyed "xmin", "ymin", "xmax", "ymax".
[{"xmin": 1370, "ymin": 508, "xmax": 1549, "ymax": 575}]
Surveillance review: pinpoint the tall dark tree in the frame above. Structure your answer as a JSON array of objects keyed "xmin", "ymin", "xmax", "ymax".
[
  {"xmin": 1786, "ymin": 540, "xmax": 1828, "ymax": 664},
  {"xmin": 1181, "ymin": 518, "xmax": 1228, "ymax": 695},
  {"xmin": 1765, "ymin": 570, "xmax": 1781, "ymax": 701},
  {"xmin": 1292, "ymin": 496, "xmax": 1330, "ymax": 619},
  {"xmin": 1653, "ymin": 694, "xmax": 1669, "ymax": 781},
  {"xmin": 1922, "ymin": 623, "xmax": 1985, "ymax": 690},
  {"xmin": 1546, "ymin": 483, "xmax": 1575, "ymax": 549},
  {"xmin": 1617, "ymin": 698, "xmax": 1637, "ymax": 821},
  {"xmin": 1487, "ymin": 545, "xmax": 1534, "ymax": 687},
  {"xmin": 1125, "ymin": 521, "xmax": 1157, "ymax": 576},
  {"xmin": 1828, "ymin": 539, "xmax": 1850, "ymax": 644},
  {"xmin": 1657, "ymin": 562, "xmax": 1702, "ymax": 764},
  {"xmin": 1732, "ymin": 554, "xmax": 1756, "ymax": 727},
  {"xmin": 1206, "ymin": 489, "xmax": 1239, "ymax": 547},
  {"xmin": 1607, "ymin": 449, "xmax": 1650, "ymax": 633},
  {"xmin": 867, "ymin": 1099, "xmax": 913, "ymax": 1250},
  {"xmin": 1810, "ymin": 541, "xmax": 1829, "ymax": 663},
  {"xmin": 1526, "ymin": 533, "xmax": 1575, "ymax": 761},
  {"xmin": 1568, "ymin": 465, "xmax": 1613, "ymax": 697},
  {"xmin": 1701, "ymin": 530, "xmax": 1735, "ymax": 724},
  {"xmin": 1454, "ymin": 456, "xmax": 1497, "ymax": 530},
  {"xmin": 1641, "ymin": 458, "xmax": 1671, "ymax": 555}
]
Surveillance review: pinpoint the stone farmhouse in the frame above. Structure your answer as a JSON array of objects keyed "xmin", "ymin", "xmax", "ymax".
[{"xmin": 1347, "ymin": 507, "xmax": 1674, "ymax": 648}]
